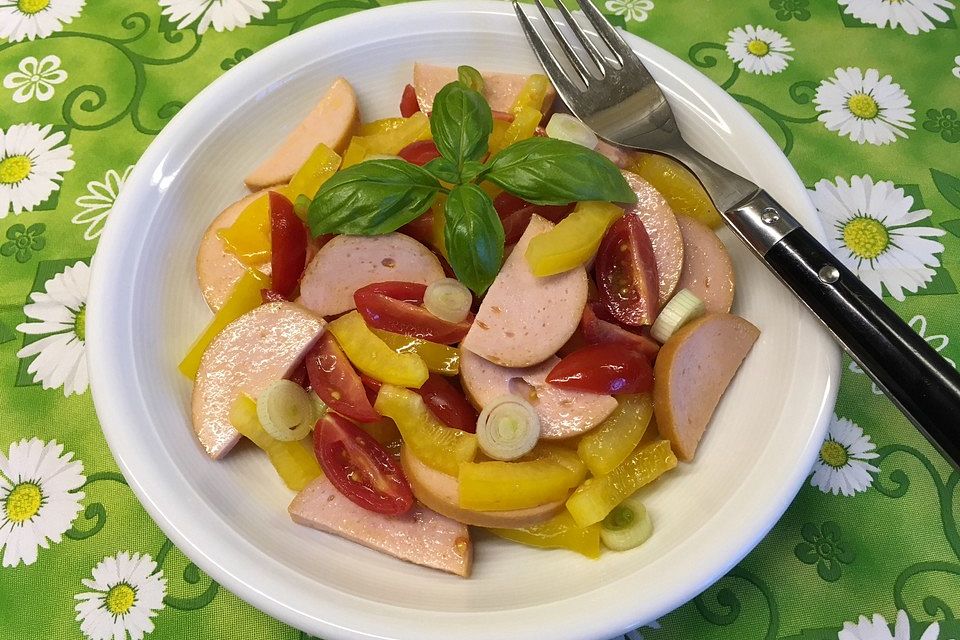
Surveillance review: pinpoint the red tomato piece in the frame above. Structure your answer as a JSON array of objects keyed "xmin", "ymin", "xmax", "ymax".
[
  {"xmin": 314, "ymin": 413, "xmax": 414, "ymax": 515},
  {"xmin": 400, "ymin": 83, "xmax": 420, "ymax": 118},
  {"xmin": 305, "ymin": 333, "xmax": 380, "ymax": 423},
  {"xmin": 269, "ymin": 191, "xmax": 308, "ymax": 299},
  {"xmin": 595, "ymin": 215, "xmax": 659, "ymax": 327},
  {"xmin": 416, "ymin": 374, "xmax": 478, "ymax": 433},
  {"xmin": 398, "ymin": 140, "xmax": 441, "ymax": 166},
  {"xmin": 492, "ymin": 110, "xmax": 515, "ymax": 123},
  {"xmin": 399, "ymin": 210, "xmax": 436, "ymax": 247},
  {"xmin": 287, "ymin": 360, "xmax": 310, "ymax": 389},
  {"xmin": 494, "ymin": 192, "xmax": 574, "ymax": 244},
  {"xmin": 580, "ymin": 304, "xmax": 659, "ymax": 362},
  {"xmin": 546, "ymin": 343, "xmax": 654, "ymax": 395},
  {"xmin": 354, "ymin": 282, "xmax": 471, "ymax": 344}
]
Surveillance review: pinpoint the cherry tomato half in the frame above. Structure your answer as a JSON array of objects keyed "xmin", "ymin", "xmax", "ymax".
[
  {"xmin": 580, "ymin": 304, "xmax": 659, "ymax": 362},
  {"xmin": 354, "ymin": 281, "xmax": 472, "ymax": 344},
  {"xmin": 417, "ymin": 374, "xmax": 478, "ymax": 433},
  {"xmin": 595, "ymin": 215, "xmax": 659, "ymax": 327},
  {"xmin": 398, "ymin": 140, "xmax": 441, "ymax": 166},
  {"xmin": 493, "ymin": 192, "xmax": 574, "ymax": 245},
  {"xmin": 314, "ymin": 413, "xmax": 414, "ymax": 515},
  {"xmin": 398, "ymin": 210, "xmax": 436, "ymax": 247},
  {"xmin": 400, "ymin": 83, "xmax": 420, "ymax": 118},
  {"xmin": 546, "ymin": 343, "xmax": 654, "ymax": 395},
  {"xmin": 305, "ymin": 333, "xmax": 380, "ymax": 423},
  {"xmin": 269, "ymin": 191, "xmax": 308, "ymax": 299}
]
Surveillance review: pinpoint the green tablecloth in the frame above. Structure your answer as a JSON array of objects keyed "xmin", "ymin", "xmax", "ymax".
[{"xmin": 2, "ymin": 0, "xmax": 959, "ymax": 638}]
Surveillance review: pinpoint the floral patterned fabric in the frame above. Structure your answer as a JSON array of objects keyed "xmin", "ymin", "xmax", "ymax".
[{"xmin": 1, "ymin": 0, "xmax": 959, "ymax": 638}]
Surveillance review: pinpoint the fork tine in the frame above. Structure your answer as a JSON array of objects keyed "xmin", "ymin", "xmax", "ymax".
[
  {"xmin": 532, "ymin": 0, "xmax": 593, "ymax": 85},
  {"xmin": 512, "ymin": 1, "xmax": 583, "ymax": 100},
  {"xmin": 573, "ymin": 0, "xmax": 632, "ymax": 65},
  {"xmin": 550, "ymin": 0, "xmax": 609, "ymax": 73}
]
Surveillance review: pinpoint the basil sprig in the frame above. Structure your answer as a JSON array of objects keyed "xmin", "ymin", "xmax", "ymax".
[{"xmin": 307, "ymin": 70, "xmax": 637, "ymax": 294}]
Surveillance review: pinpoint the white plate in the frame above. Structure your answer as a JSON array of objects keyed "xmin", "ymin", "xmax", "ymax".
[{"xmin": 87, "ymin": 3, "xmax": 840, "ymax": 639}]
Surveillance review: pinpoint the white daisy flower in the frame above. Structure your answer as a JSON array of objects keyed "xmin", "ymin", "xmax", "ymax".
[
  {"xmin": 850, "ymin": 315, "xmax": 957, "ymax": 394},
  {"xmin": 72, "ymin": 165, "xmax": 133, "ymax": 240},
  {"xmin": 158, "ymin": 0, "xmax": 279, "ymax": 34},
  {"xmin": 604, "ymin": 0, "xmax": 654, "ymax": 23},
  {"xmin": 75, "ymin": 551, "xmax": 167, "ymax": 640},
  {"xmin": 953, "ymin": 54, "xmax": 960, "ymax": 79},
  {"xmin": 839, "ymin": 610, "xmax": 941, "ymax": 640},
  {"xmin": 0, "ymin": 0, "xmax": 86, "ymax": 42},
  {"xmin": 838, "ymin": 0, "xmax": 954, "ymax": 36},
  {"xmin": 809, "ymin": 175, "xmax": 945, "ymax": 301},
  {"xmin": 814, "ymin": 67, "xmax": 914, "ymax": 145},
  {"xmin": 725, "ymin": 25, "xmax": 794, "ymax": 75},
  {"xmin": 810, "ymin": 414, "xmax": 879, "ymax": 497},
  {"xmin": 16, "ymin": 260, "xmax": 90, "ymax": 397},
  {"xmin": 0, "ymin": 122, "xmax": 75, "ymax": 216},
  {"xmin": 0, "ymin": 438, "xmax": 85, "ymax": 567},
  {"xmin": 3, "ymin": 54, "xmax": 67, "ymax": 103}
]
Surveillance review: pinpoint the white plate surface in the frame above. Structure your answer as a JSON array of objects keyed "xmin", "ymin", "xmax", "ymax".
[{"xmin": 87, "ymin": 3, "xmax": 840, "ymax": 639}]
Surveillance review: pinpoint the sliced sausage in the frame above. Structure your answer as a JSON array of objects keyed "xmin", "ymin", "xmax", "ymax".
[
  {"xmin": 622, "ymin": 171, "xmax": 684, "ymax": 307},
  {"xmin": 461, "ymin": 215, "xmax": 587, "ymax": 368},
  {"xmin": 595, "ymin": 140, "xmax": 632, "ymax": 168},
  {"xmin": 289, "ymin": 474, "xmax": 471, "ymax": 577},
  {"xmin": 298, "ymin": 233, "xmax": 445, "ymax": 317},
  {"xmin": 653, "ymin": 313, "xmax": 759, "ymax": 461},
  {"xmin": 676, "ymin": 216, "xmax": 735, "ymax": 314},
  {"xmin": 245, "ymin": 77, "xmax": 359, "ymax": 190},
  {"xmin": 192, "ymin": 302, "xmax": 325, "ymax": 458},
  {"xmin": 413, "ymin": 63, "xmax": 556, "ymax": 114},
  {"xmin": 400, "ymin": 446, "xmax": 563, "ymax": 529},
  {"xmin": 459, "ymin": 349, "xmax": 617, "ymax": 439}
]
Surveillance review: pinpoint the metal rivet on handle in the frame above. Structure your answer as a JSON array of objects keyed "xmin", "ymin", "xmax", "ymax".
[
  {"xmin": 760, "ymin": 208, "xmax": 780, "ymax": 224},
  {"xmin": 818, "ymin": 265, "xmax": 840, "ymax": 284}
]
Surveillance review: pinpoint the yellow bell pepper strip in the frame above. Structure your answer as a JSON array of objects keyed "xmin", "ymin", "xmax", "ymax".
[
  {"xmin": 489, "ymin": 107, "xmax": 540, "ymax": 156},
  {"xmin": 525, "ymin": 201, "xmax": 623, "ymax": 277},
  {"xmin": 357, "ymin": 112, "xmax": 431, "ymax": 156},
  {"xmin": 566, "ymin": 439, "xmax": 677, "ymax": 527},
  {"xmin": 510, "ymin": 74, "xmax": 550, "ymax": 114},
  {"xmin": 374, "ymin": 384, "xmax": 477, "ymax": 476},
  {"xmin": 217, "ymin": 193, "xmax": 272, "ymax": 265},
  {"xmin": 491, "ymin": 511, "xmax": 601, "ymax": 558},
  {"xmin": 627, "ymin": 153, "xmax": 723, "ymax": 229},
  {"xmin": 577, "ymin": 394, "xmax": 654, "ymax": 477},
  {"xmin": 340, "ymin": 137, "xmax": 370, "ymax": 169},
  {"xmin": 178, "ymin": 268, "xmax": 271, "ymax": 379},
  {"xmin": 360, "ymin": 117, "xmax": 406, "ymax": 136},
  {"xmin": 229, "ymin": 394, "xmax": 322, "ymax": 491},
  {"xmin": 281, "ymin": 143, "xmax": 341, "ymax": 205},
  {"xmin": 371, "ymin": 328, "xmax": 459, "ymax": 376},
  {"xmin": 458, "ymin": 458, "xmax": 580, "ymax": 511},
  {"xmin": 486, "ymin": 118, "xmax": 511, "ymax": 158},
  {"xmin": 327, "ymin": 311, "xmax": 429, "ymax": 388},
  {"xmin": 360, "ymin": 418, "xmax": 403, "ymax": 452},
  {"xmin": 526, "ymin": 443, "xmax": 587, "ymax": 486}
]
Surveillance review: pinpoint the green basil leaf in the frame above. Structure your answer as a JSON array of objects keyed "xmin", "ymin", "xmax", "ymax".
[
  {"xmin": 457, "ymin": 65, "xmax": 485, "ymax": 93},
  {"xmin": 444, "ymin": 184, "xmax": 504, "ymax": 295},
  {"xmin": 308, "ymin": 159, "xmax": 441, "ymax": 236},
  {"xmin": 424, "ymin": 157, "xmax": 461, "ymax": 184},
  {"xmin": 484, "ymin": 137, "xmax": 637, "ymax": 205},
  {"xmin": 430, "ymin": 82, "xmax": 493, "ymax": 170},
  {"xmin": 460, "ymin": 160, "xmax": 486, "ymax": 183}
]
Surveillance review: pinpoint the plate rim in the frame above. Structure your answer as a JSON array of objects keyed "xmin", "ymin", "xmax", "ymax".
[{"xmin": 87, "ymin": 2, "xmax": 841, "ymax": 639}]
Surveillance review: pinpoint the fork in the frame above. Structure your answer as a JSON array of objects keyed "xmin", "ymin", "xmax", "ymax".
[{"xmin": 515, "ymin": 0, "xmax": 960, "ymax": 466}]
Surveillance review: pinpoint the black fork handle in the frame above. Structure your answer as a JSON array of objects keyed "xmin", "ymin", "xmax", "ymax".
[{"xmin": 728, "ymin": 190, "xmax": 960, "ymax": 467}]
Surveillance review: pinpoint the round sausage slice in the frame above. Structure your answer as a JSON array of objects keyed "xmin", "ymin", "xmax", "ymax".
[
  {"xmin": 192, "ymin": 302, "xmax": 325, "ymax": 459},
  {"xmin": 459, "ymin": 349, "xmax": 617, "ymax": 439},
  {"xmin": 413, "ymin": 63, "xmax": 556, "ymax": 114},
  {"xmin": 676, "ymin": 216, "xmax": 735, "ymax": 314},
  {"xmin": 298, "ymin": 233, "xmax": 444, "ymax": 318},
  {"xmin": 400, "ymin": 446, "xmax": 563, "ymax": 529},
  {"xmin": 622, "ymin": 171, "xmax": 684, "ymax": 307}
]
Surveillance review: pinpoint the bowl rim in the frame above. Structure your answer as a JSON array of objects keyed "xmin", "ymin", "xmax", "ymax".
[{"xmin": 87, "ymin": 2, "xmax": 841, "ymax": 639}]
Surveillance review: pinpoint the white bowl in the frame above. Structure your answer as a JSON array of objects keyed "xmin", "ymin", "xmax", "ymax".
[{"xmin": 87, "ymin": 3, "xmax": 840, "ymax": 639}]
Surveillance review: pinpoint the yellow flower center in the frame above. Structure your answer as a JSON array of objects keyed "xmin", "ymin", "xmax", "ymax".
[
  {"xmin": 75, "ymin": 305, "xmax": 86, "ymax": 342},
  {"xmin": 746, "ymin": 39, "xmax": 770, "ymax": 57},
  {"xmin": 847, "ymin": 93, "xmax": 879, "ymax": 120},
  {"xmin": 0, "ymin": 155, "xmax": 32, "ymax": 185},
  {"xmin": 105, "ymin": 583, "xmax": 137, "ymax": 616},
  {"xmin": 843, "ymin": 217, "xmax": 889, "ymax": 260},
  {"xmin": 16, "ymin": 0, "xmax": 50, "ymax": 14},
  {"xmin": 5, "ymin": 482, "xmax": 42, "ymax": 523},
  {"xmin": 820, "ymin": 440, "xmax": 849, "ymax": 469}
]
